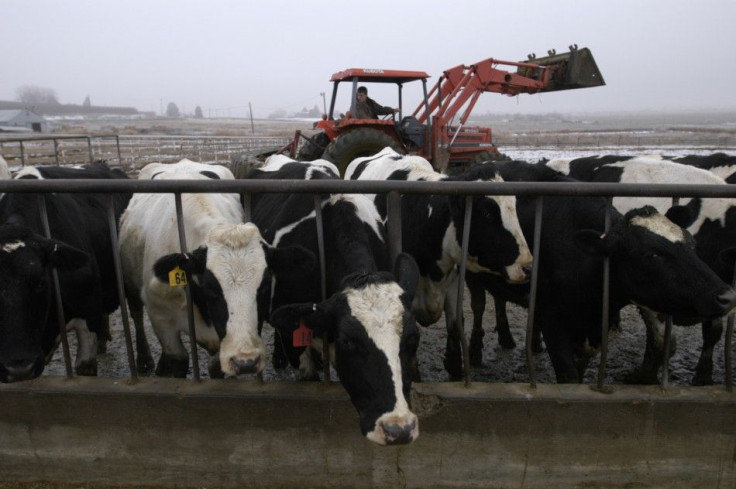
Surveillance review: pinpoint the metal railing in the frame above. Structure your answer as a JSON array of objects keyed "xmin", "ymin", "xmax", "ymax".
[
  {"xmin": 0, "ymin": 176, "xmax": 734, "ymax": 392},
  {"xmin": 0, "ymin": 135, "xmax": 291, "ymax": 172}
]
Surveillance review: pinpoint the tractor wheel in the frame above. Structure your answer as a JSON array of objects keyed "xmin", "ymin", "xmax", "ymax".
[
  {"xmin": 323, "ymin": 128, "xmax": 404, "ymax": 177},
  {"xmin": 297, "ymin": 132, "xmax": 330, "ymax": 161}
]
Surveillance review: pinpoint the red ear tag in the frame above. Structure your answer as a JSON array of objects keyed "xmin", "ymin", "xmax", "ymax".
[{"xmin": 293, "ymin": 319, "xmax": 313, "ymax": 348}]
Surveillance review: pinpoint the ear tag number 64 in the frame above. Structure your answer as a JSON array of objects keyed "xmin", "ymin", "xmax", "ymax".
[{"xmin": 169, "ymin": 266, "xmax": 188, "ymax": 287}]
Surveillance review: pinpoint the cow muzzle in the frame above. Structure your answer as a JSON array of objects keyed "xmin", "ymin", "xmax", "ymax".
[
  {"xmin": 367, "ymin": 412, "xmax": 419, "ymax": 446},
  {"xmin": 1, "ymin": 358, "xmax": 41, "ymax": 383},
  {"xmin": 228, "ymin": 354, "xmax": 264, "ymax": 376}
]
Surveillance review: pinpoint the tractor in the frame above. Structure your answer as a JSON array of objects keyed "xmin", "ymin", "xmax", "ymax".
[{"xmin": 281, "ymin": 45, "xmax": 605, "ymax": 175}]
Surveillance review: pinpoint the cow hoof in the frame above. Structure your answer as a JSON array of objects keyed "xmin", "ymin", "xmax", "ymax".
[
  {"xmin": 692, "ymin": 360, "xmax": 714, "ymax": 386},
  {"xmin": 137, "ymin": 355, "xmax": 155, "ymax": 375},
  {"xmin": 272, "ymin": 340, "xmax": 288, "ymax": 370},
  {"xmin": 498, "ymin": 333, "xmax": 516, "ymax": 350},
  {"xmin": 156, "ymin": 355, "xmax": 189, "ymax": 378},
  {"xmin": 76, "ymin": 360, "xmax": 98, "ymax": 377},
  {"xmin": 443, "ymin": 353, "xmax": 464, "ymax": 381}
]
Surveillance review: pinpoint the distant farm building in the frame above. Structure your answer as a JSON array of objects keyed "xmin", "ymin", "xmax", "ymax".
[{"xmin": 0, "ymin": 109, "xmax": 48, "ymax": 133}]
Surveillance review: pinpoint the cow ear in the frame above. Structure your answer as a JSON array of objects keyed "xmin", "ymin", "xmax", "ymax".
[
  {"xmin": 269, "ymin": 301, "xmax": 335, "ymax": 342},
  {"xmin": 665, "ymin": 205, "xmax": 696, "ymax": 229},
  {"xmin": 573, "ymin": 229, "xmax": 610, "ymax": 257},
  {"xmin": 394, "ymin": 252, "xmax": 420, "ymax": 303},
  {"xmin": 152, "ymin": 247, "xmax": 207, "ymax": 284},
  {"xmin": 41, "ymin": 239, "xmax": 90, "ymax": 271},
  {"xmin": 264, "ymin": 244, "xmax": 316, "ymax": 276}
]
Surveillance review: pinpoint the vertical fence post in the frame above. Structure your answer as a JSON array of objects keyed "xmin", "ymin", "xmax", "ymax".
[
  {"xmin": 107, "ymin": 195, "xmax": 138, "ymax": 382},
  {"xmin": 595, "ymin": 197, "xmax": 613, "ymax": 393},
  {"xmin": 313, "ymin": 195, "xmax": 330, "ymax": 383},
  {"xmin": 53, "ymin": 139, "xmax": 60, "ymax": 166},
  {"xmin": 20, "ymin": 140, "xmax": 26, "ymax": 167},
  {"xmin": 174, "ymin": 193, "xmax": 201, "ymax": 381},
  {"xmin": 526, "ymin": 196, "xmax": 543, "ymax": 389},
  {"xmin": 87, "ymin": 136, "xmax": 94, "ymax": 164},
  {"xmin": 37, "ymin": 194, "xmax": 74, "ymax": 378}
]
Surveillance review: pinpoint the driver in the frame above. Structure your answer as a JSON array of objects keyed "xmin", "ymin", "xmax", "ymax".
[{"xmin": 354, "ymin": 86, "xmax": 398, "ymax": 119}]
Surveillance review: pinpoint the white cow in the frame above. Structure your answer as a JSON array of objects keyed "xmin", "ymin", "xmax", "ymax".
[{"xmin": 120, "ymin": 159, "xmax": 314, "ymax": 377}]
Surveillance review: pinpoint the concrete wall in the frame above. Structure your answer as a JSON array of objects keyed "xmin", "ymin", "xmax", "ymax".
[{"xmin": 0, "ymin": 377, "xmax": 733, "ymax": 489}]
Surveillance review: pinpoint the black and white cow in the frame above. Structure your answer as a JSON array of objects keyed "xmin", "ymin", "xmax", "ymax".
[
  {"xmin": 545, "ymin": 154, "xmax": 736, "ymax": 384},
  {"xmin": 468, "ymin": 160, "xmax": 736, "ymax": 383},
  {"xmin": 665, "ymin": 153, "xmax": 736, "ymax": 184},
  {"xmin": 345, "ymin": 147, "xmax": 533, "ymax": 378},
  {"xmin": 245, "ymin": 155, "xmax": 421, "ymax": 445},
  {"xmin": 119, "ymin": 159, "xmax": 315, "ymax": 378},
  {"xmin": 0, "ymin": 161, "xmax": 131, "ymax": 382}
]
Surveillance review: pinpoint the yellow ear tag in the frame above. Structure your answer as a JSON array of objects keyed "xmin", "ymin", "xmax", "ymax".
[{"xmin": 168, "ymin": 266, "xmax": 188, "ymax": 287}]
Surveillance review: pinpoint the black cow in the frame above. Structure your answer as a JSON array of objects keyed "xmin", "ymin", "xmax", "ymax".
[
  {"xmin": 245, "ymin": 156, "xmax": 421, "ymax": 445},
  {"xmin": 546, "ymin": 155, "xmax": 736, "ymax": 384},
  {"xmin": 345, "ymin": 147, "xmax": 533, "ymax": 379},
  {"xmin": 468, "ymin": 161, "xmax": 736, "ymax": 383},
  {"xmin": 0, "ymin": 162, "xmax": 131, "ymax": 381}
]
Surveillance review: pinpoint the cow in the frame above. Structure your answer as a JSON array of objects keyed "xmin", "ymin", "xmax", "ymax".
[
  {"xmin": 119, "ymin": 158, "xmax": 315, "ymax": 378},
  {"xmin": 665, "ymin": 153, "xmax": 736, "ymax": 184},
  {"xmin": 465, "ymin": 160, "xmax": 736, "ymax": 383},
  {"xmin": 245, "ymin": 155, "xmax": 421, "ymax": 445},
  {"xmin": 345, "ymin": 147, "xmax": 533, "ymax": 379},
  {"xmin": 545, "ymin": 154, "xmax": 736, "ymax": 384},
  {"xmin": 0, "ymin": 161, "xmax": 131, "ymax": 382}
]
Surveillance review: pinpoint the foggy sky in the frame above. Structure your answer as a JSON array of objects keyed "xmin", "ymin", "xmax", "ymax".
[{"xmin": 3, "ymin": 0, "xmax": 735, "ymax": 119}]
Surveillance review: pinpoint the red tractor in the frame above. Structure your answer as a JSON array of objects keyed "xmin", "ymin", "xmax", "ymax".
[{"xmin": 282, "ymin": 45, "xmax": 604, "ymax": 175}]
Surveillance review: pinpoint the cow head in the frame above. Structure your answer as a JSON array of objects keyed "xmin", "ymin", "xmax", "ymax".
[
  {"xmin": 0, "ymin": 225, "xmax": 89, "ymax": 383},
  {"xmin": 574, "ymin": 206, "xmax": 736, "ymax": 323},
  {"xmin": 448, "ymin": 163, "xmax": 533, "ymax": 284},
  {"xmin": 153, "ymin": 222, "xmax": 315, "ymax": 377},
  {"xmin": 269, "ymin": 253, "xmax": 421, "ymax": 445}
]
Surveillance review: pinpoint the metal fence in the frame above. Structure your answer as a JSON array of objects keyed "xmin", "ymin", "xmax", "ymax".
[
  {"xmin": 0, "ymin": 135, "xmax": 291, "ymax": 172},
  {"xmin": 0, "ymin": 176, "xmax": 733, "ymax": 392}
]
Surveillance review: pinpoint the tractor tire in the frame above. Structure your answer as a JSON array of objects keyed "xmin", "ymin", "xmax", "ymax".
[
  {"xmin": 297, "ymin": 132, "xmax": 330, "ymax": 161},
  {"xmin": 323, "ymin": 128, "xmax": 404, "ymax": 177}
]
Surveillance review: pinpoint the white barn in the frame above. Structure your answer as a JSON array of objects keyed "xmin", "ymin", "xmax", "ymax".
[{"xmin": 0, "ymin": 109, "xmax": 48, "ymax": 133}]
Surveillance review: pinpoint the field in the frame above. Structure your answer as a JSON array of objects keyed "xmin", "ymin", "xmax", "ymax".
[{"xmin": 19, "ymin": 111, "xmax": 733, "ymax": 387}]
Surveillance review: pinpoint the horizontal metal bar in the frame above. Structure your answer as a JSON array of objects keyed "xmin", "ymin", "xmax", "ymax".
[{"xmin": 3, "ymin": 178, "xmax": 736, "ymax": 199}]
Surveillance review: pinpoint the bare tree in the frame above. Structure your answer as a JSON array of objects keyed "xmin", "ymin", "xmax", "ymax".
[
  {"xmin": 16, "ymin": 85, "xmax": 59, "ymax": 104},
  {"xmin": 83, "ymin": 95, "xmax": 91, "ymax": 107}
]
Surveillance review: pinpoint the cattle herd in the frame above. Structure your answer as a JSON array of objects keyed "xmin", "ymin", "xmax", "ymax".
[{"xmin": 0, "ymin": 150, "xmax": 735, "ymax": 445}]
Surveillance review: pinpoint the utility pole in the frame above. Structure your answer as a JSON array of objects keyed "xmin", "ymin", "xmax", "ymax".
[
  {"xmin": 320, "ymin": 92, "xmax": 327, "ymax": 115},
  {"xmin": 249, "ymin": 102, "xmax": 255, "ymax": 134}
]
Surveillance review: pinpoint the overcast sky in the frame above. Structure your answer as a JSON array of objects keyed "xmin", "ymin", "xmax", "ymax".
[{"xmin": 3, "ymin": 0, "xmax": 735, "ymax": 118}]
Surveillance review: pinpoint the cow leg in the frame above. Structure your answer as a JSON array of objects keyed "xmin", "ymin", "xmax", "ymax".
[
  {"xmin": 298, "ymin": 348, "xmax": 320, "ymax": 381},
  {"xmin": 541, "ymin": 323, "xmax": 580, "ymax": 383},
  {"xmin": 149, "ymin": 312, "xmax": 189, "ymax": 378},
  {"xmin": 271, "ymin": 330, "xmax": 289, "ymax": 370},
  {"xmin": 494, "ymin": 295, "xmax": 516, "ymax": 350},
  {"xmin": 97, "ymin": 314, "xmax": 111, "ymax": 354},
  {"xmin": 127, "ymin": 295, "xmax": 155, "ymax": 374},
  {"xmin": 208, "ymin": 355, "xmax": 225, "ymax": 379},
  {"xmin": 68, "ymin": 318, "xmax": 98, "ymax": 376},
  {"xmin": 625, "ymin": 307, "xmax": 675, "ymax": 384},
  {"xmin": 442, "ymin": 271, "xmax": 464, "ymax": 380},
  {"xmin": 692, "ymin": 319, "xmax": 722, "ymax": 386},
  {"xmin": 467, "ymin": 274, "xmax": 486, "ymax": 367}
]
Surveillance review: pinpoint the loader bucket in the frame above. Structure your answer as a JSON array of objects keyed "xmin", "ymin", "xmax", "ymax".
[{"xmin": 518, "ymin": 47, "xmax": 605, "ymax": 92}]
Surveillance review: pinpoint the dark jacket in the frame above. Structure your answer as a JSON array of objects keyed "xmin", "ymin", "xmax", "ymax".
[{"xmin": 355, "ymin": 96, "xmax": 394, "ymax": 119}]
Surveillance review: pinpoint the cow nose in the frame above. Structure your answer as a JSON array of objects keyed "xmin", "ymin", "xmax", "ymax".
[
  {"xmin": 5, "ymin": 359, "xmax": 37, "ymax": 382},
  {"xmin": 716, "ymin": 288, "xmax": 736, "ymax": 312},
  {"xmin": 380, "ymin": 419, "xmax": 417, "ymax": 446},
  {"xmin": 230, "ymin": 356, "xmax": 262, "ymax": 375}
]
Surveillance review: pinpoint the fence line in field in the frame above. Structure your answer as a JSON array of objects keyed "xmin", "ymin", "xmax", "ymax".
[{"xmin": 1, "ymin": 132, "xmax": 734, "ymax": 171}]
